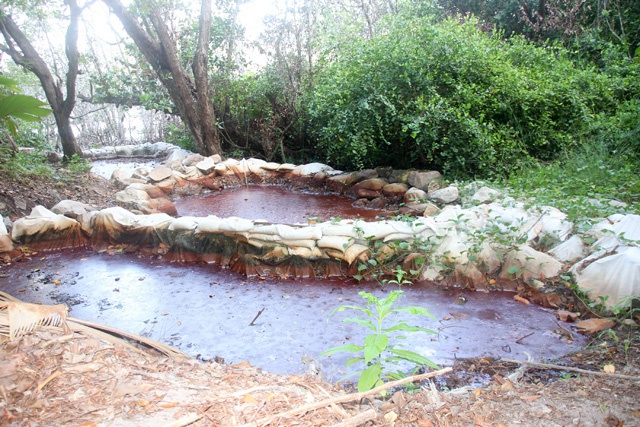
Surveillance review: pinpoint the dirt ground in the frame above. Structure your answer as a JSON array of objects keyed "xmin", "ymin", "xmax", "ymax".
[{"xmin": 1, "ymin": 166, "xmax": 639, "ymax": 426}]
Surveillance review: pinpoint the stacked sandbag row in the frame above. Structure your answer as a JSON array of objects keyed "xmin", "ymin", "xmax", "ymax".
[{"xmin": 3, "ymin": 195, "xmax": 638, "ymax": 306}]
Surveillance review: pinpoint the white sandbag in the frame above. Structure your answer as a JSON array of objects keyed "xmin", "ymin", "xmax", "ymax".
[
  {"xmin": 318, "ymin": 223, "xmax": 359, "ymax": 238},
  {"xmin": 218, "ymin": 217, "xmax": 254, "ymax": 233},
  {"xmin": 12, "ymin": 206, "xmax": 79, "ymax": 240},
  {"xmin": 196, "ymin": 216, "xmax": 223, "ymax": 233},
  {"xmin": 499, "ymin": 244, "xmax": 562, "ymax": 281},
  {"xmin": 133, "ymin": 213, "xmax": 174, "ymax": 230},
  {"xmin": 169, "ymin": 217, "xmax": 200, "ymax": 231},
  {"xmin": 537, "ymin": 206, "xmax": 573, "ymax": 242},
  {"xmin": 576, "ymin": 246, "xmax": 640, "ymax": 308},
  {"xmin": 276, "ymin": 224, "xmax": 322, "ymax": 241},
  {"xmin": 317, "ymin": 235, "xmax": 352, "ymax": 252},
  {"xmin": 344, "ymin": 244, "xmax": 369, "ymax": 264},
  {"xmin": 280, "ymin": 239, "xmax": 317, "ymax": 250},
  {"xmin": 549, "ymin": 235, "xmax": 586, "ymax": 263}
]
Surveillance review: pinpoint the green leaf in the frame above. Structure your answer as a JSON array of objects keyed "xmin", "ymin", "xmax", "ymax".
[
  {"xmin": 319, "ymin": 343, "xmax": 363, "ymax": 357},
  {"xmin": 358, "ymin": 363, "xmax": 383, "ymax": 392},
  {"xmin": 394, "ymin": 306, "xmax": 436, "ymax": 318},
  {"xmin": 0, "ymin": 94, "xmax": 51, "ymax": 122},
  {"xmin": 345, "ymin": 356, "xmax": 364, "ymax": 368},
  {"xmin": 384, "ymin": 322, "xmax": 437, "ymax": 334},
  {"xmin": 342, "ymin": 316, "xmax": 376, "ymax": 331},
  {"xmin": 507, "ymin": 266, "xmax": 519, "ymax": 275},
  {"xmin": 388, "ymin": 348, "xmax": 440, "ymax": 369},
  {"xmin": 364, "ymin": 334, "xmax": 388, "ymax": 363}
]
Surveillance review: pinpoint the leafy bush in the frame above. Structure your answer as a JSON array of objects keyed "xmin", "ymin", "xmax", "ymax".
[{"xmin": 307, "ymin": 15, "xmax": 631, "ymax": 179}]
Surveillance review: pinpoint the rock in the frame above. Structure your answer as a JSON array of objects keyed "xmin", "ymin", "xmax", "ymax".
[
  {"xmin": 376, "ymin": 166, "xmax": 393, "ymax": 179},
  {"xmin": 196, "ymin": 157, "xmax": 218, "ymax": 175},
  {"xmin": 142, "ymin": 198, "xmax": 178, "ymax": 216},
  {"xmin": 382, "ymin": 183, "xmax": 408, "ymax": 199},
  {"xmin": 471, "ymin": 186, "xmax": 500, "ymax": 204},
  {"xmin": 422, "ymin": 203, "xmax": 441, "ymax": 216},
  {"xmin": 327, "ymin": 173, "xmax": 357, "ymax": 193},
  {"xmin": 291, "ymin": 163, "xmax": 332, "ymax": 176},
  {"xmin": 404, "ymin": 187, "xmax": 428, "ymax": 205},
  {"xmin": 408, "ymin": 171, "xmax": 441, "ymax": 191},
  {"xmin": 430, "ymin": 186, "xmax": 459, "ymax": 204},
  {"xmin": 115, "ymin": 187, "xmax": 151, "ymax": 204},
  {"xmin": 353, "ymin": 178, "xmax": 387, "ymax": 192},
  {"xmin": 183, "ymin": 153, "xmax": 205, "ymax": 167},
  {"xmin": 575, "ymin": 318, "xmax": 616, "ymax": 334},
  {"xmin": 388, "ymin": 169, "xmax": 409, "ymax": 184},
  {"xmin": 51, "ymin": 200, "xmax": 95, "ymax": 219},
  {"xmin": 368, "ymin": 196, "xmax": 387, "ymax": 209},
  {"xmin": 148, "ymin": 165, "xmax": 173, "ymax": 182},
  {"xmin": 353, "ymin": 169, "xmax": 378, "ymax": 182}
]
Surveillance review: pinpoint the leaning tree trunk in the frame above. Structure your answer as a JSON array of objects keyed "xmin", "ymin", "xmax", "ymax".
[
  {"xmin": 0, "ymin": 2, "xmax": 83, "ymax": 159},
  {"xmin": 102, "ymin": 0, "xmax": 222, "ymax": 156}
]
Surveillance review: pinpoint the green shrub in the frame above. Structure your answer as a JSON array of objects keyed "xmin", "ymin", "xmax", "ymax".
[{"xmin": 307, "ymin": 16, "xmax": 631, "ymax": 179}]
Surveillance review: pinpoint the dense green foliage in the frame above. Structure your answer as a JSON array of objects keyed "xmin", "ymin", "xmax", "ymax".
[{"xmin": 307, "ymin": 15, "xmax": 638, "ymax": 179}]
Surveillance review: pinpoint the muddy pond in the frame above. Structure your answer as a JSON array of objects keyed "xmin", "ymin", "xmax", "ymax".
[
  {"xmin": 0, "ymin": 160, "xmax": 586, "ymax": 381},
  {"xmin": 0, "ymin": 249, "xmax": 584, "ymax": 380}
]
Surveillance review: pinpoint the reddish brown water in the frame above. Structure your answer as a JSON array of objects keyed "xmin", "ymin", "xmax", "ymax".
[
  {"xmin": 0, "ymin": 249, "xmax": 585, "ymax": 379},
  {"xmin": 174, "ymin": 186, "xmax": 383, "ymax": 224}
]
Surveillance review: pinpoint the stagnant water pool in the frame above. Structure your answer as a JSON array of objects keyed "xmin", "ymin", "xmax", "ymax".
[
  {"xmin": 0, "ymin": 248, "xmax": 585, "ymax": 379},
  {"xmin": 174, "ymin": 185, "xmax": 383, "ymax": 224}
]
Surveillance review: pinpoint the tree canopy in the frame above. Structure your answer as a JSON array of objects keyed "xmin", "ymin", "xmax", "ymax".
[{"xmin": 0, "ymin": 0, "xmax": 637, "ymax": 180}]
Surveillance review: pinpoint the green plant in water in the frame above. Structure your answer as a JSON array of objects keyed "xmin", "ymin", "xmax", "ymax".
[{"xmin": 320, "ymin": 290, "xmax": 439, "ymax": 392}]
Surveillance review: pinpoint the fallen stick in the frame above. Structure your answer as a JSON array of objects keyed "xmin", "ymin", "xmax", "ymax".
[
  {"xmin": 238, "ymin": 367, "xmax": 453, "ymax": 427},
  {"xmin": 331, "ymin": 409, "xmax": 377, "ymax": 427},
  {"xmin": 501, "ymin": 358, "xmax": 640, "ymax": 381},
  {"xmin": 249, "ymin": 308, "xmax": 265, "ymax": 326}
]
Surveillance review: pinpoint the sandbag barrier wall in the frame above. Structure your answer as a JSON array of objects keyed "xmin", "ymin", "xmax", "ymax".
[{"xmin": 1, "ymin": 142, "xmax": 639, "ymax": 308}]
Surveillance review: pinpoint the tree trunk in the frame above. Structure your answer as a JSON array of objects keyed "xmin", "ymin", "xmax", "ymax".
[
  {"xmin": 101, "ymin": 0, "xmax": 222, "ymax": 156},
  {"xmin": 0, "ymin": 2, "xmax": 83, "ymax": 159}
]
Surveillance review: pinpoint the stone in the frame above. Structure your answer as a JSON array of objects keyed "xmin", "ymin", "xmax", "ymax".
[
  {"xmin": 471, "ymin": 186, "xmax": 500, "ymax": 204},
  {"xmin": 353, "ymin": 169, "xmax": 378, "ymax": 182},
  {"xmin": 388, "ymin": 169, "xmax": 409, "ymax": 184},
  {"xmin": 148, "ymin": 165, "xmax": 173, "ymax": 182},
  {"xmin": 51, "ymin": 200, "xmax": 95, "ymax": 219},
  {"xmin": 422, "ymin": 203, "xmax": 441, "ymax": 216},
  {"xmin": 183, "ymin": 153, "xmax": 205, "ymax": 167},
  {"xmin": 196, "ymin": 157, "xmax": 218, "ymax": 175},
  {"xmin": 355, "ymin": 189, "xmax": 380, "ymax": 199},
  {"xmin": 382, "ymin": 183, "xmax": 408, "ymax": 198},
  {"xmin": 353, "ymin": 178, "xmax": 387, "ymax": 191},
  {"xmin": 408, "ymin": 170, "xmax": 441, "ymax": 191},
  {"xmin": 404, "ymin": 187, "xmax": 428, "ymax": 205},
  {"xmin": 291, "ymin": 163, "xmax": 332, "ymax": 176},
  {"xmin": 430, "ymin": 186, "xmax": 459, "ymax": 204},
  {"xmin": 142, "ymin": 198, "xmax": 178, "ymax": 216},
  {"xmin": 376, "ymin": 166, "xmax": 393, "ymax": 179},
  {"xmin": 368, "ymin": 196, "xmax": 387, "ymax": 209},
  {"xmin": 115, "ymin": 187, "xmax": 151, "ymax": 206}
]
